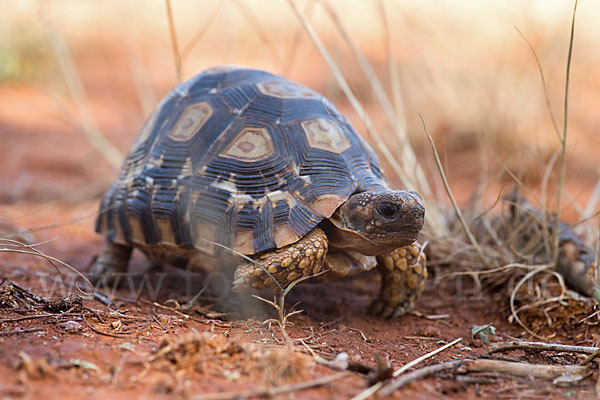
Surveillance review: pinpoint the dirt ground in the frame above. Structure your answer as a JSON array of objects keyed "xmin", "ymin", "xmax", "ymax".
[
  {"xmin": 2, "ymin": 1, "xmax": 600, "ymax": 398},
  {"xmin": 0, "ymin": 86, "xmax": 598, "ymax": 399}
]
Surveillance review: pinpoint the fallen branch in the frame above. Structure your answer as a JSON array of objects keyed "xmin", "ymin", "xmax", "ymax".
[
  {"xmin": 0, "ymin": 327, "xmax": 44, "ymax": 336},
  {"xmin": 191, "ymin": 371, "xmax": 349, "ymax": 400},
  {"xmin": 581, "ymin": 349, "xmax": 600, "ymax": 365},
  {"xmin": 488, "ymin": 341, "xmax": 600, "ymax": 356},
  {"xmin": 0, "ymin": 313, "xmax": 73, "ymax": 324},
  {"xmin": 463, "ymin": 359, "xmax": 590, "ymax": 378},
  {"xmin": 379, "ymin": 359, "xmax": 591, "ymax": 397},
  {"xmin": 351, "ymin": 338, "xmax": 462, "ymax": 400},
  {"xmin": 378, "ymin": 361, "xmax": 461, "ymax": 396}
]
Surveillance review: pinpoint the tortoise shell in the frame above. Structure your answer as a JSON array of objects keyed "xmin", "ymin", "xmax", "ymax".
[{"xmin": 96, "ymin": 66, "xmax": 388, "ymax": 257}]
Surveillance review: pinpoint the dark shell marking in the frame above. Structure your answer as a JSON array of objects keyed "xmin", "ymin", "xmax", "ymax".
[{"xmin": 96, "ymin": 67, "xmax": 387, "ymax": 256}]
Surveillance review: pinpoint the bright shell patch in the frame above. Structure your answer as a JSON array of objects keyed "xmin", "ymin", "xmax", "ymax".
[
  {"xmin": 221, "ymin": 127, "xmax": 274, "ymax": 161},
  {"xmin": 132, "ymin": 112, "xmax": 157, "ymax": 148},
  {"xmin": 274, "ymin": 224, "xmax": 300, "ymax": 248},
  {"xmin": 301, "ymin": 119, "xmax": 352, "ymax": 153},
  {"xmin": 310, "ymin": 193, "xmax": 348, "ymax": 218},
  {"xmin": 194, "ymin": 223, "xmax": 218, "ymax": 255},
  {"xmin": 168, "ymin": 102, "xmax": 213, "ymax": 141},
  {"xmin": 234, "ymin": 231, "xmax": 254, "ymax": 255},
  {"xmin": 204, "ymin": 65, "xmax": 243, "ymax": 75},
  {"xmin": 257, "ymin": 80, "xmax": 319, "ymax": 99},
  {"xmin": 128, "ymin": 216, "xmax": 145, "ymax": 244},
  {"xmin": 155, "ymin": 218, "xmax": 175, "ymax": 244}
]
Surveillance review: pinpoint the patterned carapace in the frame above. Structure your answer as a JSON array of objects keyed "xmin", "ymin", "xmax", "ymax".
[{"xmin": 96, "ymin": 67, "xmax": 388, "ymax": 256}]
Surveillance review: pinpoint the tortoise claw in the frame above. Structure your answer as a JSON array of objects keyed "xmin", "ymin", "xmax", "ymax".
[{"xmin": 369, "ymin": 298, "xmax": 415, "ymax": 319}]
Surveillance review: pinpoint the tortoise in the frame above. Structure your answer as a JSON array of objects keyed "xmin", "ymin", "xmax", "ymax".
[{"xmin": 91, "ymin": 66, "xmax": 427, "ymax": 318}]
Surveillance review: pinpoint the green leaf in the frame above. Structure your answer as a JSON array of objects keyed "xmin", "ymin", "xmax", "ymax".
[{"xmin": 472, "ymin": 324, "xmax": 496, "ymax": 344}]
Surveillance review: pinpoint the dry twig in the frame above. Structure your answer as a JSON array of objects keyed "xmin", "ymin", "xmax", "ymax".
[
  {"xmin": 191, "ymin": 371, "xmax": 349, "ymax": 400},
  {"xmin": 508, "ymin": 264, "xmax": 561, "ymax": 340},
  {"xmin": 351, "ymin": 338, "xmax": 462, "ymax": 400},
  {"xmin": 488, "ymin": 341, "xmax": 600, "ymax": 356}
]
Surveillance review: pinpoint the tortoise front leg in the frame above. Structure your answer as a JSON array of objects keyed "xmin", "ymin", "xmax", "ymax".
[
  {"xmin": 232, "ymin": 228, "xmax": 329, "ymax": 291},
  {"xmin": 369, "ymin": 242, "xmax": 427, "ymax": 318}
]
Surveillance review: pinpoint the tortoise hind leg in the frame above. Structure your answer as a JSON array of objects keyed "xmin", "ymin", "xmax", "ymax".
[
  {"xmin": 232, "ymin": 228, "xmax": 329, "ymax": 291},
  {"xmin": 369, "ymin": 242, "xmax": 427, "ymax": 318},
  {"xmin": 89, "ymin": 242, "xmax": 133, "ymax": 285}
]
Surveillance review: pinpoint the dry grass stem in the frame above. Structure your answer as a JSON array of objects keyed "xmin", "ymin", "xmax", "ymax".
[
  {"xmin": 288, "ymin": 0, "xmax": 445, "ymax": 234},
  {"xmin": 39, "ymin": 8, "xmax": 123, "ymax": 169},
  {"xmin": 253, "ymin": 271, "xmax": 325, "ymax": 345},
  {"xmin": 125, "ymin": 38, "xmax": 158, "ymax": 116},
  {"xmin": 323, "ymin": 0, "xmax": 431, "ymax": 196},
  {"xmin": 583, "ymin": 177, "xmax": 600, "ymax": 221},
  {"xmin": 437, "ymin": 262, "xmax": 545, "ymax": 281},
  {"xmin": 284, "ymin": 0, "xmax": 317, "ymax": 75},
  {"xmin": 233, "ymin": 0, "xmax": 281, "ymax": 67},
  {"xmin": 553, "ymin": 0, "xmax": 579, "ymax": 264},
  {"xmin": 421, "ymin": 116, "xmax": 488, "ymax": 267},
  {"xmin": 377, "ymin": 0, "xmax": 405, "ymax": 135},
  {"xmin": 540, "ymin": 149, "xmax": 561, "ymax": 257},
  {"xmin": 200, "ymin": 238, "xmax": 282, "ymax": 291},
  {"xmin": 0, "ymin": 238, "xmax": 92, "ymax": 295},
  {"xmin": 509, "ymin": 264, "xmax": 557, "ymax": 340},
  {"xmin": 165, "ymin": 0, "xmax": 182, "ymax": 83},
  {"xmin": 1, "ymin": 206, "xmax": 112, "ymax": 240},
  {"xmin": 515, "ymin": 27, "xmax": 561, "ymax": 140},
  {"xmin": 376, "ymin": 0, "xmax": 438, "ymax": 213},
  {"xmin": 180, "ymin": 1, "xmax": 223, "ymax": 61}
]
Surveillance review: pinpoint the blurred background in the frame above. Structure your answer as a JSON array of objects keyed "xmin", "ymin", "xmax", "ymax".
[{"xmin": 0, "ymin": 0, "xmax": 598, "ymax": 263}]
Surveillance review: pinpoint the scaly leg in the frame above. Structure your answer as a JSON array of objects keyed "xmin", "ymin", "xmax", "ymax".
[
  {"xmin": 369, "ymin": 242, "xmax": 427, "ymax": 318},
  {"xmin": 89, "ymin": 242, "xmax": 132, "ymax": 284},
  {"xmin": 232, "ymin": 228, "xmax": 329, "ymax": 291}
]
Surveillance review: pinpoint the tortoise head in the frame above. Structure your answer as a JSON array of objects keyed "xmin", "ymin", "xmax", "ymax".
[{"xmin": 326, "ymin": 190, "xmax": 425, "ymax": 256}]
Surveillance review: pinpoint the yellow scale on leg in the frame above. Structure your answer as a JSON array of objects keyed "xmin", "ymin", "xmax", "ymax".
[
  {"xmin": 369, "ymin": 243, "xmax": 427, "ymax": 318},
  {"xmin": 232, "ymin": 228, "xmax": 329, "ymax": 290}
]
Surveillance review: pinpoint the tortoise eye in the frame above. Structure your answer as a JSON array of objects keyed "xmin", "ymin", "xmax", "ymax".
[{"xmin": 377, "ymin": 202, "xmax": 398, "ymax": 219}]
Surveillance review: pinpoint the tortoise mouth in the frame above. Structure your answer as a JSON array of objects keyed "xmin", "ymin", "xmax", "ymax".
[{"xmin": 370, "ymin": 227, "xmax": 421, "ymax": 248}]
